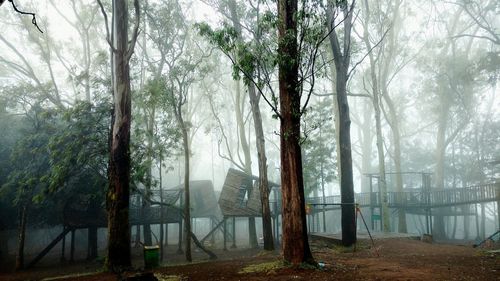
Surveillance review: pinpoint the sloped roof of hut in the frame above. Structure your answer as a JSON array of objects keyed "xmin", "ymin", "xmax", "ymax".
[
  {"xmin": 172, "ymin": 180, "xmax": 221, "ymax": 218},
  {"xmin": 218, "ymin": 168, "xmax": 280, "ymax": 217}
]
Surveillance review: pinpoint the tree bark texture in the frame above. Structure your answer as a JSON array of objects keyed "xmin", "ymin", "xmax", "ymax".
[
  {"xmin": 226, "ymin": 0, "xmax": 271, "ymax": 249},
  {"xmin": 234, "ymin": 81, "xmax": 258, "ymax": 248},
  {"xmin": 360, "ymin": 0, "xmax": 390, "ymax": 232},
  {"xmin": 248, "ymin": 84, "xmax": 274, "ymax": 251},
  {"xmin": 360, "ymin": 100, "xmax": 373, "ymax": 193},
  {"xmin": 87, "ymin": 226, "xmax": 98, "ymax": 260},
  {"xmin": 143, "ymin": 106, "xmax": 156, "ymax": 246},
  {"xmin": 15, "ymin": 204, "xmax": 28, "ymax": 271},
  {"xmin": 181, "ymin": 122, "xmax": 192, "ymax": 262},
  {"xmin": 277, "ymin": 0, "xmax": 314, "ymax": 265},
  {"xmin": 106, "ymin": 0, "xmax": 134, "ymax": 270},
  {"xmin": 327, "ymin": 2, "xmax": 356, "ymax": 246},
  {"xmin": 383, "ymin": 94, "xmax": 407, "ymax": 233}
]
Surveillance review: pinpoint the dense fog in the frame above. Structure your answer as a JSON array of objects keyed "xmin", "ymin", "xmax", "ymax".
[{"xmin": 0, "ymin": 0, "xmax": 498, "ymax": 274}]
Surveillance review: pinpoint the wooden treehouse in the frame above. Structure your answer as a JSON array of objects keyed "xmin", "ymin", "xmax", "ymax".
[
  {"xmin": 215, "ymin": 168, "xmax": 281, "ymax": 249},
  {"xmin": 26, "ymin": 180, "xmax": 220, "ymax": 268},
  {"xmin": 24, "ymin": 169, "xmax": 499, "ymax": 268}
]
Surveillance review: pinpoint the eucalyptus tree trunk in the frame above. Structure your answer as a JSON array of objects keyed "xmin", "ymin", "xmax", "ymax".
[
  {"xmin": 327, "ymin": 1, "xmax": 356, "ymax": 246},
  {"xmin": 379, "ymin": 0, "xmax": 406, "ymax": 233},
  {"xmin": 277, "ymin": 0, "xmax": 314, "ymax": 265},
  {"xmin": 227, "ymin": 0, "xmax": 272, "ymax": 250},
  {"xmin": 384, "ymin": 94, "xmax": 406, "ymax": 232},
  {"xmin": 368, "ymin": 66, "xmax": 390, "ymax": 232},
  {"xmin": 159, "ymin": 157, "xmax": 165, "ymax": 262},
  {"xmin": 143, "ymin": 106, "xmax": 155, "ymax": 246},
  {"xmin": 106, "ymin": 0, "xmax": 139, "ymax": 270},
  {"xmin": 360, "ymin": 100, "xmax": 373, "ymax": 193},
  {"xmin": 234, "ymin": 80, "xmax": 258, "ymax": 248},
  {"xmin": 361, "ymin": 0, "xmax": 390, "ymax": 233},
  {"xmin": 171, "ymin": 96, "xmax": 192, "ymax": 262},
  {"xmin": 0, "ymin": 218, "xmax": 8, "ymax": 266},
  {"xmin": 180, "ymin": 119, "xmax": 192, "ymax": 262},
  {"xmin": 248, "ymin": 84, "xmax": 274, "ymax": 250},
  {"xmin": 432, "ymin": 9, "xmax": 465, "ymax": 240},
  {"xmin": 15, "ymin": 204, "xmax": 28, "ymax": 271}
]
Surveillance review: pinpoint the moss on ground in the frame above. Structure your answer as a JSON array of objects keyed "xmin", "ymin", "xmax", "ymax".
[
  {"xmin": 154, "ymin": 273, "xmax": 182, "ymax": 281},
  {"xmin": 238, "ymin": 260, "xmax": 285, "ymax": 274}
]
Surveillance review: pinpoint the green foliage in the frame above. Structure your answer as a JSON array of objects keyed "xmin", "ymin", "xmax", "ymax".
[
  {"xmin": 238, "ymin": 260, "xmax": 285, "ymax": 274},
  {"xmin": 46, "ymin": 100, "xmax": 111, "ymax": 193},
  {"xmin": 301, "ymin": 98, "xmax": 337, "ymax": 195},
  {"xmin": 132, "ymin": 78, "xmax": 182, "ymax": 188},
  {"xmin": 0, "ymin": 96, "xmax": 112, "ymax": 227},
  {"xmin": 197, "ymin": 0, "xmax": 329, "ymax": 117}
]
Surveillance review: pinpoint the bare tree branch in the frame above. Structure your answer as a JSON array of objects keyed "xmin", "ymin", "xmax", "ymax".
[
  {"xmin": 96, "ymin": 0, "xmax": 116, "ymax": 52},
  {"xmin": 8, "ymin": 0, "xmax": 43, "ymax": 33},
  {"xmin": 126, "ymin": 0, "xmax": 141, "ymax": 61}
]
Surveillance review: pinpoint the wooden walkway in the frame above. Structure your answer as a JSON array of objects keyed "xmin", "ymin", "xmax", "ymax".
[
  {"xmin": 306, "ymin": 182, "xmax": 500, "ymax": 211},
  {"xmin": 96, "ymin": 183, "xmax": 499, "ymax": 225}
]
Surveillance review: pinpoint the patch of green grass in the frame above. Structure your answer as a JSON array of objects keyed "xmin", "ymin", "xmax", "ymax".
[{"xmin": 239, "ymin": 260, "xmax": 285, "ymax": 274}]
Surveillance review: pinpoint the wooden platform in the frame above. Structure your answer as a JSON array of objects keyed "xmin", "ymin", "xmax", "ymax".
[{"xmin": 306, "ymin": 182, "xmax": 500, "ymax": 210}]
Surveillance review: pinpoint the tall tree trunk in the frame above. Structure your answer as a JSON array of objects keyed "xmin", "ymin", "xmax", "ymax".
[
  {"xmin": 182, "ymin": 136, "xmax": 191, "ymax": 261},
  {"xmin": 159, "ymin": 157, "xmax": 164, "ymax": 262},
  {"xmin": 106, "ymin": 0, "xmax": 139, "ymax": 270},
  {"xmin": 327, "ymin": 1, "xmax": 357, "ymax": 246},
  {"xmin": 87, "ymin": 226, "xmax": 98, "ymax": 260},
  {"xmin": 433, "ymin": 97, "xmax": 449, "ymax": 238},
  {"xmin": 277, "ymin": 0, "xmax": 314, "ymax": 265},
  {"xmin": 360, "ymin": 0, "xmax": 390, "ymax": 232},
  {"xmin": 360, "ymin": 100, "xmax": 373, "ymax": 193},
  {"xmin": 15, "ymin": 204, "xmax": 28, "ymax": 271},
  {"xmin": 234, "ymin": 81, "xmax": 258, "ymax": 248},
  {"xmin": 432, "ymin": 9, "xmax": 464, "ymax": 240},
  {"xmin": 372, "ymin": 77, "xmax": 390, "ymax": 232},
  {"xmin": 143, "ymin": 106, "xmax": 156, "ymax": 246},
  {"xmin": 179, "ymin": 117, "xmax": 192, "ymax": 262},
  {"xmin": 383, "ymin": 94, "xmax": 406, "ymax": 233},
  {"xmin": 249, "ymin": 84, "xmax": 274, "ymax": 250},
  {"xmin": 226, "ymin": 0, "xmax": 268, "ymax": 249},
  {"xmin": 0, "ymin": 219, "xmax": 8, "ymax": 265}
]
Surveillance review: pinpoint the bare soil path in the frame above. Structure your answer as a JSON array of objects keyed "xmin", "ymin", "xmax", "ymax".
[{"xmin": 1, "ymin": 238, "xmax": 498, "ymax": 280}]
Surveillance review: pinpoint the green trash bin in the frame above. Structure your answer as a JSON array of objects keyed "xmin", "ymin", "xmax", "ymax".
[{"xmin": 143, "ymin": 245, "xmax": 160, "ymax": 269}]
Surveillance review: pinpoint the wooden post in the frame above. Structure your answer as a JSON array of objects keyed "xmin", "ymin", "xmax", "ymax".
[
  {"xmin": 210, "ymin": 218, "xmax": 215, "ymax": 245},
  {"xmin": 276, "ymin": 215, "xmax": 280, "ymax": 245},
  {"xmin": 273, "ymin": 215, "xmax": 277, "ymax": 243},
  {"xmin": 177, "ymin": 220, "xmax": 183, "ymax": 254},
  {"xmin": 497, "ymin": 199, "xmax": 500, "ymax": 231},
  {"xmin": 223, "ymin": 217, "xmax": 227, "ymax": 251},
  {"xmin": 369, "ymin": 175, "xmax": 374, "ymax": 230},
  {"xmin": 429, "ymin": 208, "xmax": 433, "ymax": 235},
  {"xmin": 177, "ymin": 193, "xmax": 183, "ymax": 254},
  {"xmin": 231, "ymin": 217, "xmax": 236, "ymax": 248},
  {"xmin": 425, "ymin": 210, "xmax": 430, "ymax": 235},
  {"xmin": 60, "ymin": 228, "xmax": 66, "ymax": 262},
  {"xmin": 165, "ymin": 223, "xmax": 169, "ymax": 246}
]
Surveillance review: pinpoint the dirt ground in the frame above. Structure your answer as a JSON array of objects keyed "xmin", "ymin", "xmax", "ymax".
[{"xmin": 1, "ymin": 237, "xmax": 499, "ymax": 281}]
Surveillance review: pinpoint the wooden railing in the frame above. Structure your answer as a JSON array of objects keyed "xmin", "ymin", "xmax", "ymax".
[
  {"xmin": 127, "ymin": 183, "xmax": 499, "ymax": 222},
  {"xmin": 306, "ymin": 182, "xmax": 499, "ymax": 209}
]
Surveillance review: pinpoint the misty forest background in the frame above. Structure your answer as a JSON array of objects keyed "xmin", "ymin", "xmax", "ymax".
[{"xmin": 0, "ymin": 0, "xmax": 498, "ymax": 271}]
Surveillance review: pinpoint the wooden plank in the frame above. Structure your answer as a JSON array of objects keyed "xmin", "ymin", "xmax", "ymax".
[{"xmin": 26, "ymin": 227, "xmax": 72, "ymax": 269}]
